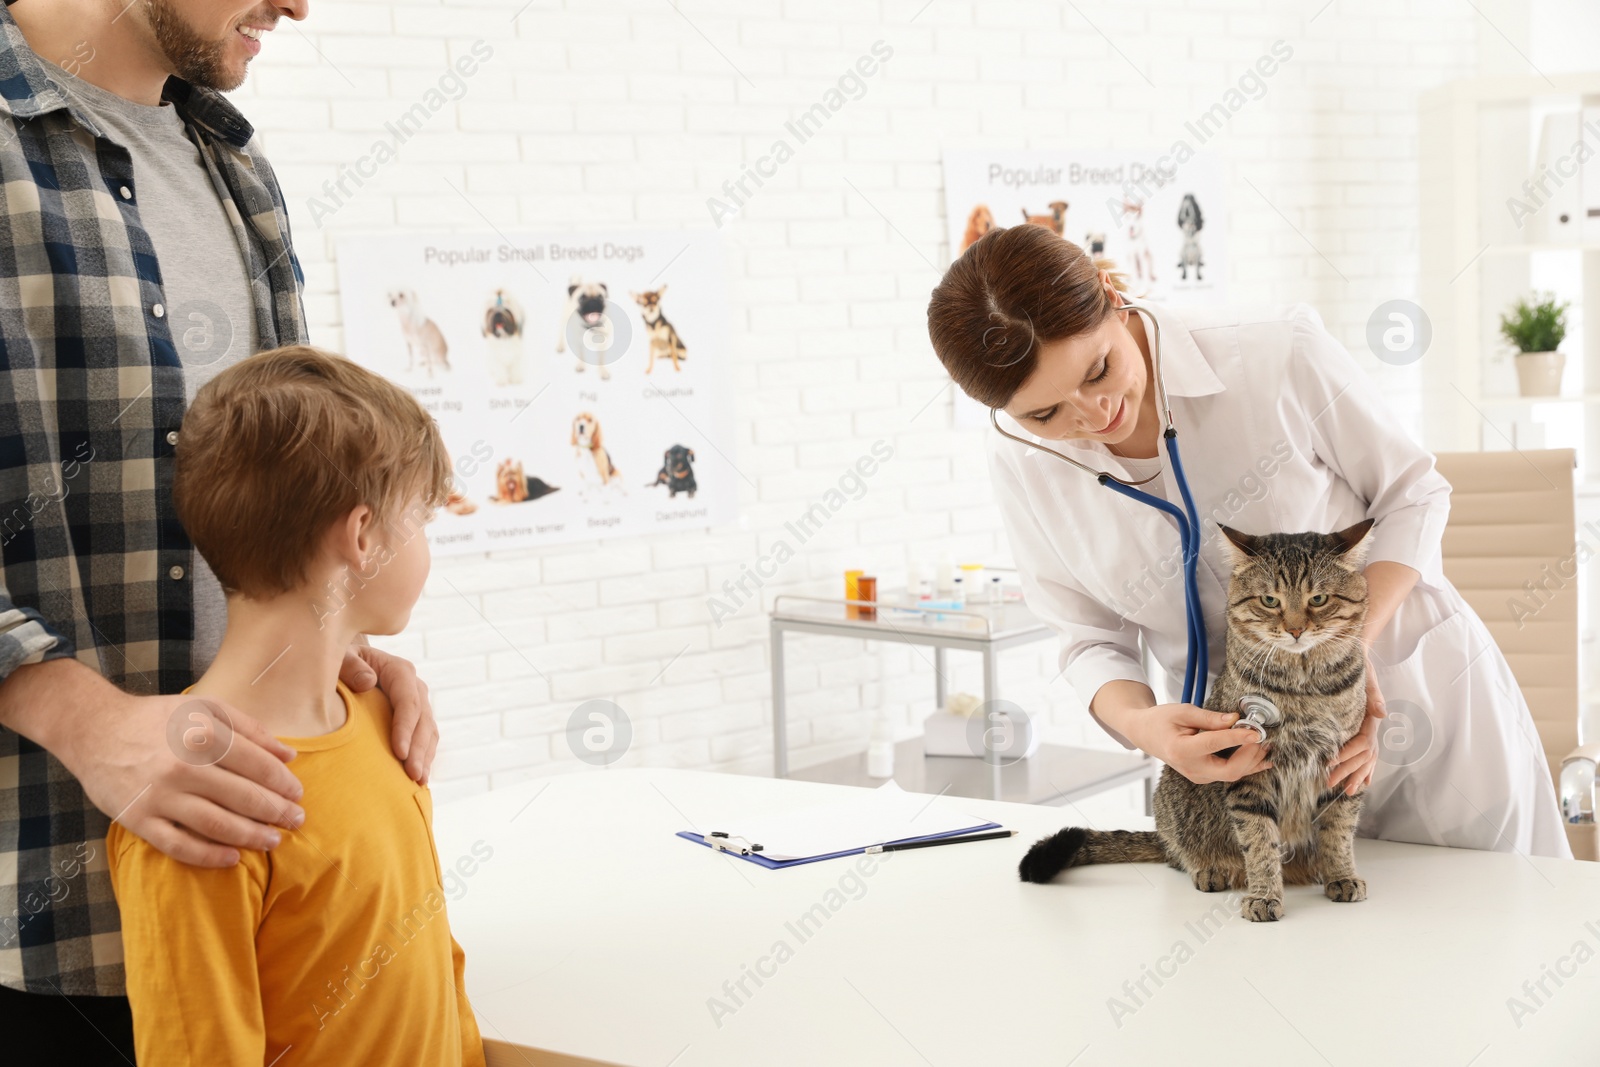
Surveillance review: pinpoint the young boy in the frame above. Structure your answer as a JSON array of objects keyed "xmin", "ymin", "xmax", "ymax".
[{"xmin": 107, "ymin": 345, "xmax": 484, "ymax": 1066}]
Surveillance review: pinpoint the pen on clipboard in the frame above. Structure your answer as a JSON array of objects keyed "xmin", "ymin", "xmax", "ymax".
[
  {"xmin": 706, "ymin": 831, "xmax": 764, "ymax": 855},
  {"xmin": 863, "ymin": 828, "xmax": 1017, "ymax": 854}
]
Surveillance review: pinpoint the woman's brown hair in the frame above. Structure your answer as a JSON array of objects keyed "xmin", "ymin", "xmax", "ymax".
[{"xmin": 927, "ymin": 225, "xmax": 1128, "ymax": 410}]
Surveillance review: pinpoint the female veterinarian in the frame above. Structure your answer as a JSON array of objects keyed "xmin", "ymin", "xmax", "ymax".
[{"xmin": 928, "ymin": 223, "xmax": 1570, "ymax": 860}]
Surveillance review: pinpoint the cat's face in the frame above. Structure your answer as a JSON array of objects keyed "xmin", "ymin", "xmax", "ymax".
[{"xmin": 1218, "ymin": 521, "xmax": 1374, "ymax": 655}]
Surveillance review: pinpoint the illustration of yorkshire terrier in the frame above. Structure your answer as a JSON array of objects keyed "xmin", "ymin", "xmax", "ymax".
[{"xmin": 489, "ymin": 458, "xmax": 559, "ymax": 504}]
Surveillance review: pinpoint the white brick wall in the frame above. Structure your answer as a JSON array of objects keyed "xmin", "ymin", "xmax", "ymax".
[{"xmin": 233, "ymin": 0, "xmax": 1491, "ymax": 803}]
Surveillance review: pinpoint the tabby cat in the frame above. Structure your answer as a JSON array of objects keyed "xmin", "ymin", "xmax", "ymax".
[{"xmin": 1018, "ymin": 519, "xmax": 1376, "ymax": 922}]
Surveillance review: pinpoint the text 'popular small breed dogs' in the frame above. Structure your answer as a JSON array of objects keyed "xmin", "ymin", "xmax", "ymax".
[{"xmin": 631, "ymin": 286, "xmax": 688, "ymax": 374}]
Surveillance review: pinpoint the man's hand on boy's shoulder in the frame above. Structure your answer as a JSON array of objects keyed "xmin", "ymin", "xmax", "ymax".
[
  {"xmin": 3, "ymin": 659, "xmax": 308, "ymax": 868},
  {"xmin": 339, "ymin": 642, "xmax": 439, "ymax": 785}
]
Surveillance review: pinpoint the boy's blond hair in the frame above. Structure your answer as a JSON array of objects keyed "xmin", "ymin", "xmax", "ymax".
[{"xmin": 174, "ymin": 345, "xmax": 453, "ymax": 598}]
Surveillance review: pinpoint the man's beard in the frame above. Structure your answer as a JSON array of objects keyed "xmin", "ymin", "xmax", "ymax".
[{"xmin": 144, "ymin": 0, "xmax": 242, "ymax": 91}]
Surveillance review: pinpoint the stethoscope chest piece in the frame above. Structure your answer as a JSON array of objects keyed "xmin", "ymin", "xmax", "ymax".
[{"xmin": 1235, "ymin": 694, "xmax": 1283, "ymax": 744}]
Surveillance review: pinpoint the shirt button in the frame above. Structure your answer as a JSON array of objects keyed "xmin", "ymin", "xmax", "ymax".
[
  {"xmin": 166, "ymin": 430, "xmax": 179, "ymax": 446},
  {"xmin": 119, "ymin": 186, "xmax": 132, "ymax": 200},
  {"xmin": 153, "ymin": 303, "xmax": 164, "ymax": 318},
  {"xmin": 169, "ymin": 565, "xmax": 185, "ymax": 581}
]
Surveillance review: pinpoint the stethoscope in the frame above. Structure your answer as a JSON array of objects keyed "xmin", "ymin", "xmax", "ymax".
[{"xmin": 989, "ymin": 301, "xmax": 1215, "ymax": 709}]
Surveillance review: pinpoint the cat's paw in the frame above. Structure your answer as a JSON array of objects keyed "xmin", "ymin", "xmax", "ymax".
[
  {"xmin": 1191, "ymin": 867, "xmax": 1232, "ymax": 892},
  {"xmin": 1240, "ymin": 894, "xmax": 1283, "ymax": 922},
  {"xmin": 1324, "ymin": 876, "xmax": 1367, "ymax": 903}
]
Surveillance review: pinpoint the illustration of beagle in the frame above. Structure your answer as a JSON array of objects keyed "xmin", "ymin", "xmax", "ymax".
[{"xmin": 571, "ymin": 412, "xmax": 625, "ymax": 497}]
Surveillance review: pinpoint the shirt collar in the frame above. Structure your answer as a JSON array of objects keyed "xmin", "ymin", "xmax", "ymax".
[
  {"xmin": 1136, "ymin": 300, "xmax": 1226, "ymax": 400},
  {"xmin": 0, "ymin": 1, "xmax": 255, "ymax": 149}
]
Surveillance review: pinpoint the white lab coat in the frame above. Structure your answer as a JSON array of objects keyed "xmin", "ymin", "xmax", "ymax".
[{"xmin": 989, "ymin": 301, "xmax": 1572, "ymax": 860}]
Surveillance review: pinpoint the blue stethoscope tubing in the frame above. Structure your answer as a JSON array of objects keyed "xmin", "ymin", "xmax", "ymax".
[{"xmin": 988, "ymin": 301, "xmax": 1209, "ymax": 708}]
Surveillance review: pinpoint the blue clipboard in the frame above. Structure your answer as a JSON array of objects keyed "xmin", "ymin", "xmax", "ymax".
[{"xmin": 676, "ymin": 822, "xmax": 1005, "ymax": 869}]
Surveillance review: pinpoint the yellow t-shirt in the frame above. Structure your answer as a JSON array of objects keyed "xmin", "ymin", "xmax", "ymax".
[{"xmin": 107, "ymin": 679, "xmax": 485, "ymax": 1067}]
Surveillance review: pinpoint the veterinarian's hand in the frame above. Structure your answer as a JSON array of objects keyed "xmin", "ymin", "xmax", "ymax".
[
  {"xmin": 1328, "ymin": 659, "xmax": 1387, "ymax": 795},
  {"xmin": 340, "ymin": 644, "xmax": 439, "ymax": 784},
  {"xmin": 1139, "ymin": 703, "xmax": 1275, "ymax": 785}
]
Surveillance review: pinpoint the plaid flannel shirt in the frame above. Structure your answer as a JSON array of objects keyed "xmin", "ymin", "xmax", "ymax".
[{"xmin": 0, "ymin": 0, "xmax": 308, "ymax": 995}]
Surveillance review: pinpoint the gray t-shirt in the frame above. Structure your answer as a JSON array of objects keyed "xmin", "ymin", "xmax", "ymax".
[{"xmin": 37, "ymin": 59, "xmax": 254, "ymax": 678}]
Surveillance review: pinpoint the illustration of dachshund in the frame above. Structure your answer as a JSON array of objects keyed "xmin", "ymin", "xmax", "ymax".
[
  {"xmin": 386, "ymin": 289, "xmax": 451, "ymax": 377},
  {"xmin": 571, "ymin": 412, "xmax": 624, "ymax": 498},
  {"xmin": 1120, "ymin": 198, "xmax": 1155, "ymax": 287},
  {"xmin": 481, "ymin": 288, "xmax": 526, "ymax": 387},
  {"xmin": 631, "ymin": 286, "xmax": 688, "ymax": 374},
  {"xmin": 1177, "ymin": 193, "xmax": 1205, "ymax": 281},
  {"xmin": 1021, "ymin": 200, "xmax": 1069, "ymax": 236},
  {"xmin": 557, "ymin": 276, "xmax": 614, "ymax": 381},
  {"xmin": 489, "ymin": 459, "xmax": 559, "ymax": 505},
  {"xmin": 960, "ymin": 204, "xmax": 996, "ymax": 251},
  {"xmin": 646, "ymin": 445, "xmax": 697, "ymax": 498}
]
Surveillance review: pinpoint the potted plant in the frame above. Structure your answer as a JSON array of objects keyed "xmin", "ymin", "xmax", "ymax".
[{"xmin": 1500, "ymin": 292, "xmax": 1570, "ymax": 397}]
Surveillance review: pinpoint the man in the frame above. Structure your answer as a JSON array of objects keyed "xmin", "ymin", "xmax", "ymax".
[{"xmin": 0, "ymin": 3, "xmax": 441, "ymax": 1061}]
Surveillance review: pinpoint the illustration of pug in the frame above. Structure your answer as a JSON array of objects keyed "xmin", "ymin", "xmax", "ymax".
[
  {"xmin": 556, "ymin": 276, "xmax": 614, "ymax": 381},
  {"xmin": 631, "ymin": 286, "xmax": 688, "ymax": 374},
  {"xmin": 386, "ymin": 289, "xmax": 451, "ymax": 377},
  {"xmin": 481, "ymin": 288, "xmax": 526, "ymax": 387}
]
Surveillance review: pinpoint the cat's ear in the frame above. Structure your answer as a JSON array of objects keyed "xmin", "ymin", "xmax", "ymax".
[
  {"xmin": 1329, "ymin": 518, "xmax": 1377, "ymax": 564},
  {"xmin": 1217, "ymin": 524, "xmax": 1262, "ymax": 562}
]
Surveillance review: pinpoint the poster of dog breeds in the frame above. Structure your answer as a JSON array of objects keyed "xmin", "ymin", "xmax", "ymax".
[
  {"xmin": 557, "ymin": 276, "xmax": 615, "ymax": 381},
  {"xmin": 481, "ymin": 288, "xmax": 526, "ymax": 387},
  {"xmin": 335, "ymin": 230, "xmax": 737, "ymax": 556},
  {"xmin": 940, "ymin": 151, "xmax": 1227, "ymax": 428},
  {"xmin": 631, "ymin": 286, "xmax": 689, "ymax": 373},
  {"xmin": 386, "ymin": 289, "xmax": 451, "ymax": 377},
  {"xmin": 647, "ymin": 445, "xmax": 698, "ymax": 498}
]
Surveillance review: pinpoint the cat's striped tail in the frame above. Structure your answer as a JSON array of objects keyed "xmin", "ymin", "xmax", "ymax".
[{"xmin": 1017, "ymin": 827, "xmax": 1167, "ymax": 884}]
